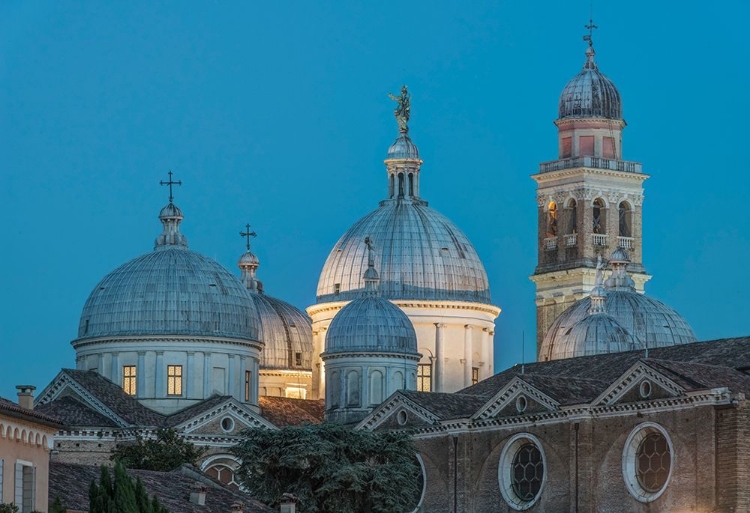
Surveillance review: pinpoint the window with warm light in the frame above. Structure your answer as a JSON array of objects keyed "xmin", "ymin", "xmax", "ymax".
[
  {"xmin": 417, "ymin": 363, "xmax": 432, "ymax": 392},
  {"xmin": 122, "ymin": 366, "xmax": 136, "ymax": 396},
  {"xmin": 167, "ymin": 365, "xmax": 182, "ymax": 396},
  {"xmin": 472, "ymin": 367, "xmax": 479, "ymax": 385}
]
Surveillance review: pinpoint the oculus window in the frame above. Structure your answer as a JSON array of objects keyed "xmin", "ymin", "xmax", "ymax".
[{"xmin": 499, "ymin": 433, "xmax": 546, "ymax": 510}]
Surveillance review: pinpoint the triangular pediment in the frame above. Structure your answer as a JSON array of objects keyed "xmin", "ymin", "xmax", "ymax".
[
  {"xmin": 35, "ymin": 370, "xmax": 130, "ymax": 428},
  {"xmin": 472, "ymin": 377, "xmax": 560, "ymax": 421},
  {"xmin": 592, "ymin": 361, "xmax": 684, "ymax": 407},
  {"xmin": 174, "ymin": 398, "xmax": 276, "ymax": 434},
  {"xmin": 357, "ymin": 392, "xmax": 440, "ymax": 432}
]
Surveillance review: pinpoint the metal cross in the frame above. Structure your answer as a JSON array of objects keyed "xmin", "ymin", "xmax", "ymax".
[
  {"xmin": 159, "ymin": 171, "xmax": 182, "ymax": 203},
  {"xmin": 583, "ymin": 18, "xmax": 598, "ymax": 47},
  {"xmin": 240, "ymin": 223, "xmax": 257, "ymax": 250}
]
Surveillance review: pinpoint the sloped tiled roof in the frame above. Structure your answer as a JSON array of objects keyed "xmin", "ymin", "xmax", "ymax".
[
  {"xmin": 36, "ymin": 395, "xmax": 118, "ymax": 428},
  {"xmin": 399, "ymin": 391, "xmax": 487, "ymax": 420},
  {"xmin": 258, "ymin": 396, "xmax": 325, "ymax": 427},
  {"xmin": 49, "ymin": 462, "xmax": 273, "ymax": 513},
  {"xmin": 0, "ymin": 397, "xmax": 63, "ymax": 428}
]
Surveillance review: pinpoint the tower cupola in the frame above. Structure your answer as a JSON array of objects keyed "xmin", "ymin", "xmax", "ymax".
[{"xmin": 384, "ymin": 86, "xmax": 423, "ymax": 200}]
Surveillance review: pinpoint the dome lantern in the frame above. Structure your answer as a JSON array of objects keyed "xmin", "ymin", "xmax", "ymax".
[{"xmin": 385, "ymin": 85, "xmax": 423, "ymax": 200}]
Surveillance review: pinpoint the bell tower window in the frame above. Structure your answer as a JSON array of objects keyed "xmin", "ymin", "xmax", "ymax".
[
  {"xmin": 593, "ymin": 198, "xmax": 606, "ymax": 234},
  {"xmin": 619, "ymin": 201, "xmax": 632, "ymax": 238},
  {"xmin": 546, "ymin": 202, "xmax": 558, "ymax": 237},
  {"xmin": 565, "ymin": 199, "xmax": 577, "ymax": 235}
]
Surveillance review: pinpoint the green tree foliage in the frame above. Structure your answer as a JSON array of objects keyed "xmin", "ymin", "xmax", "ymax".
[
  {"xmin": 0, "ymin": 504, "xmax": 18, "ymax": 513},
  {"xmin": 49, "ymin": 496, "xmax": 67, "ymax": 513},
  {"xmin": 232, "ymin": 423, "xmax": 422, "ymax": 513},
  {"xmin": 88, "ymin": 461, "xmax": 170, "ymax": 513},
  {"xmin": 111, "ymin": 428, "xmax": 207, "ymax": 472}
]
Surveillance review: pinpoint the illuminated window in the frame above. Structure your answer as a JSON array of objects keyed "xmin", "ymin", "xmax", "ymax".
[
  {"xmin": 593, "ymin": 198, "xmax": 606, "ymax": 234},
  {"xmin": 122, "ymin": 366, "xmax": 136, "ymax": 396},
  {"xmin": 167, "ymin": 365, "xmax": 182, "ymax": 396},
  {"xmin": 472, "ymin": 367, "xmax": 479, "ymax": 385},
  {"xmin": 244, "ymin": 370, "xmax": 252, "ymax": 401},
  {"xmin": 417, "ymin": 363, "xmax": 432, "ymax": 392},
  {"xmin": 546, "ymin": 202, "xmax": 557, "ymax": 238}
]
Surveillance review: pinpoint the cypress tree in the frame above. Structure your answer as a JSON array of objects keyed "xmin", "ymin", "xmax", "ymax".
[
  {"xmin": 113, "ymin": 461, "xmax": 139, "ymax": 513},
  {"xmin": 134, "ymin": 477, "xmax": 153, "ymax": 513}
]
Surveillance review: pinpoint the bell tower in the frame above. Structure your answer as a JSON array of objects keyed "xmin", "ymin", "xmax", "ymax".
[{"xmin": 530, "ymin": 34, "xmax": 651, "ymax": 355}]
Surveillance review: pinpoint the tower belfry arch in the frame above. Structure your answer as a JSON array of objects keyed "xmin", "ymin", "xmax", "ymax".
[{"xmin": 530, "ymin": 28, "xmax": 651, "ymax": 356}]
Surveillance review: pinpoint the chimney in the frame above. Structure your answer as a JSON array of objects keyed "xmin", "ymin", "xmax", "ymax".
[
  {"xmin": 16, "ymin": 385, "xmax": 36, "ymax": 410},
  {"xmin": 280, "ymin": 493, "xmax": 297, "ymax": 513},
  {"xmin": 189, "ymin": 483, "xmax": 207, "ymax": 506},
  {"xmin": 230, "ymin": 502, "xmax": 244, "ymax": 513}
]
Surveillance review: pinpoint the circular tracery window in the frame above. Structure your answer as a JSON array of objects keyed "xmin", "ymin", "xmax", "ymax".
[
  {"xmin": 499, "ymin": 434, "xmax": 546, "ymax": 510},
  {"xmin": 622, "ymin": 422, "xmax": 673, "ymax": 502}
]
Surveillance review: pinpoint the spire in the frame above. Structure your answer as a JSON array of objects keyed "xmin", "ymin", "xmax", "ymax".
[
  {"xmin": 605, "ymin": 247, "xmax": 636, "ymax": 291},
  {"xmin": 363, "ymin": 236, "xmax": 380, "ymax": 295},
  {"xmin": 238, "ymin": 224, "xmax": 262, "ymax": 294},
  {"xmin": 154, "ymin": 172, "xmax": 188, "ymax": 249}
]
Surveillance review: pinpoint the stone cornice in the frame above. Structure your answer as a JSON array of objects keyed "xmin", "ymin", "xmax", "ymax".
[
  {"xmin": 72, "ymin": 335, "xmax": 263, "ymax": 351},
  {"xmin": 308, "ymin": 299, "xmax": 501, "ymax": 317},
  {"xmin": 531, "ymin": 166, "xmax": 649, "ymax": 183},
  {"xmin": 321, "ymin": 351, "xmax": 422, "ymax": 362}
]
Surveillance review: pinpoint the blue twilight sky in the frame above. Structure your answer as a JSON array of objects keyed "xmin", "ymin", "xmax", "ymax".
[{"xmin": 1, "ymin": 2, "xmax": 749, "ymax": 400}]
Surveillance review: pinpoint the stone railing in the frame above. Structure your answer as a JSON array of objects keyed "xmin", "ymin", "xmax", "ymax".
[
  {"xmin": 543, "ymin": 237, "xmax": 557, "ymax": 251},
  {"xmin": 592, "ymin": 234, "xmax": 608, "ymax": 246},
  {"xmin": 564, "ymin": 234, "xmax": 577, "ymax": 247},
  {"xmin": 539, "ymin": 156, "xmax": 643, "ymax": 174},
  {"xmin": 618, "ymin": 236, "xmax": 634, "ymax": 249}
]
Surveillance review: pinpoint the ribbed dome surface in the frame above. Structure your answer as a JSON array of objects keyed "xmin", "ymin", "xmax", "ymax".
[
  {"xmin": 387, "ymin": 134, "xmax": 420, "ymax": 160},
  {"xmin": 545, "ymin": 312, "xmax": 636, "ymax": 360},
  {"xmin": 324, "ymin": 296, "xmax": 418, "ymax": 355},
  {"xmin": 250, "ymin": 294, "xmax": 313, "ymax": 370},
  {"xmin": 77, "ymin": 247, "xmax": 260, "ymax": 342},
  {"xmin": 317, "ymin": 200, "xmax": 491, "ymax": 303},
  {"xmin": 559, "ymin": 48, "xmax": 622, "ymax": 120},
  {"xmin": 540, "ymin": 291, "xmax": 696, "ymax": 361}
]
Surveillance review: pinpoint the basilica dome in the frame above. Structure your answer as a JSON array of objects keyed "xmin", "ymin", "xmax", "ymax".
[
  {"xmin": 76, "ymin": 203, "xmax": 260, "ymax": 343},
  {"xmin": 324, "ymin": 251, "xmax": 418, "ymax": 357},
  {"xmin": 540, "ymin": 250, "xmax": 696, "ymax": 361},
  {"xmin": 558, "ymin": 46, "xmax": 622, "ymax": 120}
]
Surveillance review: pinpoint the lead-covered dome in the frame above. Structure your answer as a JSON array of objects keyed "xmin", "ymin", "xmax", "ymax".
[
  {"xmin": 540, "ymin": 250, "xmax": 696, "ymax": 361},
  {"xmin": 317, "ymin": 202, "xmax": 491, "ymax": 303},
  {"xmin": 76, "ymin": 204, "xmax": 260, "ymax": 343},
  {"xmin": 559, "ymin": 46, "xmax": 622, "ymax": 120}
]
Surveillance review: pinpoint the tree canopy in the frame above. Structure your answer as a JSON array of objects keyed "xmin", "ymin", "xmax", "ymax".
[
  {"xmin": 232, "ymin": 423, "xmax": 422, "ymax": 513},
  {"xmin": 111, "ymin": 428, "xmax": 207, "ymax": 472},
  {"xmin": 89, "ymin": 461, "xmax": 169, "ymax": 513}
]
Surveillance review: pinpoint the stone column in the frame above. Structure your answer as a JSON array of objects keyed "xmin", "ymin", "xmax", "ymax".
[
  {"xmin": 240, "ymin": 356, "xmax": 247, "ymax": 402},
  {"xmin": 186, "ymin": 352, "xmax": 195, "ymax": 399},
  {"xmin": 463, "ymin": 325, "xmax": 473, "ymax": 387},
  {"xmin": 488, "ymin": 331, "xmax": 494, "ymax": 375},
  {"xmin": 203, "ymin": 352, "xmax": 212, "ymax": 399},
  {"xmin": 97, "ymin": 354, "xmax": 105, "ymax": 376},
  {"xmin": 110, "ymin": 352, "xmax": 119, "ymax": 384},
  {"xmin": 137, "ymin": 352, "xmax": 146, "ymax": 399},
  {"xmin": 228, "ymin": 355, "xmax": 236, "ymax": 400},
  {"xmin": 318, "ymin": 328, "xmax": 327, "ymax": 400},
  {"xmin": 481, "ymin": 328, "xmax": 491, "ymax": 379},
  {"xmin": 155, "ymin": 351, "xmax": 164, "ymax": 397},
  {"xmin": 434, "ymin": 323, "xmax": 445, "ymax": 393}
]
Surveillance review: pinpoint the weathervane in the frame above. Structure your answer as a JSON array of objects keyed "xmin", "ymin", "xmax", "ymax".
[
  {"xmin": 388, "ymin": 85, "xmax": 411, "ymax": 134},
  {"xmin": 159, "ymin": 171, "xmax": 182, "ymax": 204},
  {"xmin": 240, "ymin": 223, "xmax": 257, "ymax": 251}
]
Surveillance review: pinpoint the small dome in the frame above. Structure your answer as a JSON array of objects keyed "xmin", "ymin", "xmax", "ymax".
[
  {"xmin": 239, "ymin": 250, "xmax": 259, "ymax": 267},
  {"xmin": 159, "ymin": 203, "xmax": 183, "ymax": 219},
  {"xmin": 77, "ymin": 248, "xmax": 260, "ymax": 342},
  {"xmin": 250, "ymin": 294, "xmax": 313, "ymax": 370},
  {"xmin": 559, "ymin": 47, "xmax": 622, "ymax": 120},
  {"xmin": 545, "ymin": 312, "xmax": 636, "ymax": 360},
  {"xmin": 324, "ymin": 295, "xmax": 418, "ymax": 356},
  {"xmin": 317, "ymin": 202, "xmax": 491, "ymax": 303},
  {"xmin": 387, "ymin": 133, "xmax": 420, "ymax": 160},
  {"xmin": 609, "ymin": 246, "xmax": 630, "ymax": 263}
]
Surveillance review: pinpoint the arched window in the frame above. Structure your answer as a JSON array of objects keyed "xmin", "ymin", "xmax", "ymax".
[
  {"xmin": 346, "ymin": 370, "xmax": 360, "ymax": 407},
  {"xmin": 619, "ymin": 201, "xmax": 632, "ymax": 237},
  {"xmin": 329, "ymin": 371, "xmax": 339, "ymax": 408},
  {"xmin": 408, "ymin": 173, "xmax": 414, "ymax": 197},
  {"xmin": 593, "ymin": 198, "xmax": 606, "ymax": 234},
  {"xmin": 369, "ymin": 370, "xmax": 384, "ymax": 405},
  {"xmin": 390, "ymin": 370, "xmax": 405, "ymax": 392},
  {"xmin": 398, "ymin": 173, "xmax": 405, "ymax": 197},
  {"xmin": 389, "ymin": 174, "xmax": 395, "ymax": 198},
  {"xmin": 546, "ymin": 202, "xmax": 557, "ymax": 237},
  {"xmin": 565, "ymin": 199, "xmax": 577, "ymax": 234}
]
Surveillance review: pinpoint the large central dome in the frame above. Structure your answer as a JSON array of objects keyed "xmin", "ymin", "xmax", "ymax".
[{"xmin": 316, "ymin": 199, "xmax": 491, "ymax": 303}]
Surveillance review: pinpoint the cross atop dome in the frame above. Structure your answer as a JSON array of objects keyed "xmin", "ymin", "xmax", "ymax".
[{"xmin": 159, "ymin": 171, "xmax": 182, "ymax": 204}]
